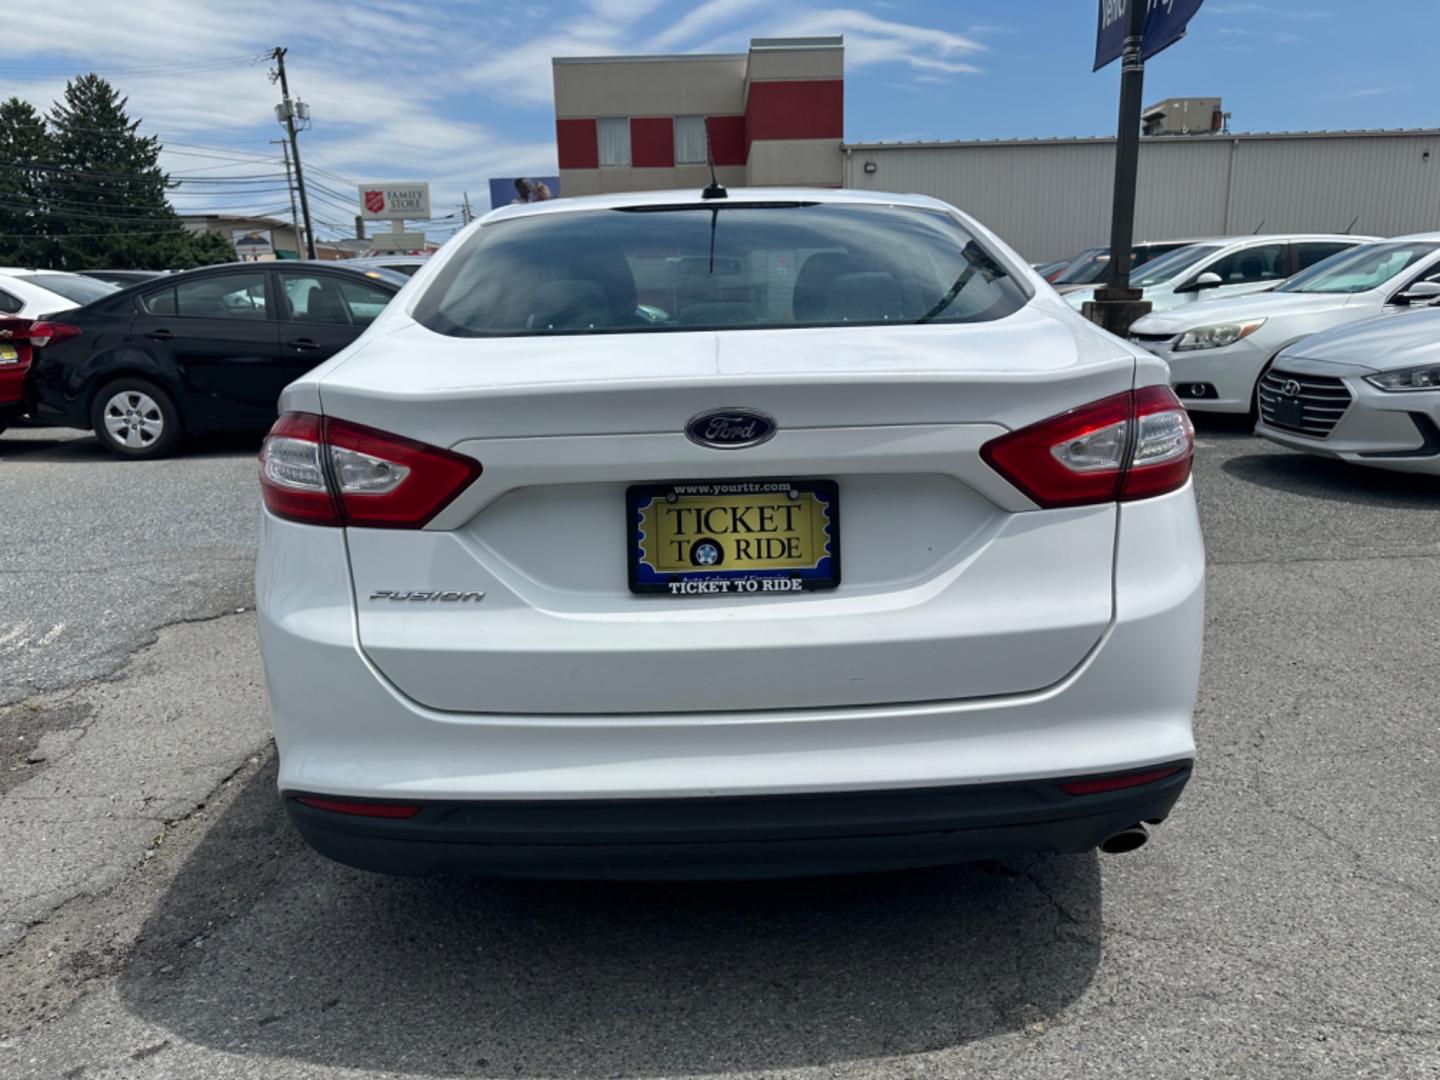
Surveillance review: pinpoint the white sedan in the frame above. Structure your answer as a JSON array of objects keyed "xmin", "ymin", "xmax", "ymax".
[
  {"xmin": 255, "ymin": 187, "xmax": 1204, "ymax": 878},
  {"xmin": 1257, "ymin": 308, "xmax": 1440, "ymax": 474},
  {"xmin": 1130, "ymin": 235, "xmax": 1440, "ymax": 413},
  {"xmin": 1064, "ymin": 233, "xmax": 1374, "ymax": 315},
  {"xmin": 0, "ymin": 268, "xmax": 118, "ymax": 317}
]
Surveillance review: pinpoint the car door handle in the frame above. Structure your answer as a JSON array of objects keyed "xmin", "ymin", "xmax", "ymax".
[
  {"xmin": 287, "ymin": 338, "xmax": 320, "ymax": 351},
  {"xmin": 145, "ymin": 329, "xmax": 174, "ymax": 341}
]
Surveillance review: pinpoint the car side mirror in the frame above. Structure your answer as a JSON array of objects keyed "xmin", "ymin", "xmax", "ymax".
[
  {"xmin": 1176, "ymin": 271, "xmax": 1223, "ymax": 295},
  {"xmin": 1393, "ymin": 280, "xmax": 1440, "ymax": 306}
]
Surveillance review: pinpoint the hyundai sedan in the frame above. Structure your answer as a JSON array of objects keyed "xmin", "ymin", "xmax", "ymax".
[
  {"xmin": 256, "ymin": 188, "xmax": 1204, "ymax": 879},
  {"xmin": 1257, "ymin": 307, "xmax": 1440, "ymax": 474}
]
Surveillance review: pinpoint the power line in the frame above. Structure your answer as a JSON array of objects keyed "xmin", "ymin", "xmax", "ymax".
[{"xmin": 9, "ymin": 53, "xmax": 271, "ymax": 78}]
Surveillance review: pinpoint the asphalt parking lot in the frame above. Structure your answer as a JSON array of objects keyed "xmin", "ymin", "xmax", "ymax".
[{"xmin": 1, "ymin": 420, "xmax": 1437, "ymax": 1079}]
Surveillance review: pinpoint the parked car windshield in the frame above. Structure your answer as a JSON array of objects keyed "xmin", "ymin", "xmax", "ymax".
[
  {"xmin": 20, "ymin": 273, "xmax": 119, "ymax": 305},
  {"xmin": 1056, "ymin": 243, "xmax": 1188, "ymax": 286},
  {"xmin": 1131, "ymin": 245, "xmax": 1222, "ymax": 288},
  {"xmin": 1052, "ymin": 248, "xmax": 1104, "ymax": 285},
  {"xmin": 1275, "ymin": 241, "xmax": 1440, "ymax": 295},
  {"xmin": 413, "ymin": 203, "xmax": 1029, "ymax": 338}
]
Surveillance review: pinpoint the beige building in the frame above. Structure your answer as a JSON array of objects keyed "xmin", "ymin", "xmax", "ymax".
[
  {"xmin": 179, "ymin": 214, "xmax": 359, "ymax": 261},
  {"xmin": 552, "ymin": 37, "xmax": 844, "ymax": 196}
]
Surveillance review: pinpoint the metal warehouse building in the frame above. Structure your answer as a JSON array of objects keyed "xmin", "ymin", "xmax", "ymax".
[{"xmin": 842, "ymin": 130, "xmax": 1440, "ymax": 262}]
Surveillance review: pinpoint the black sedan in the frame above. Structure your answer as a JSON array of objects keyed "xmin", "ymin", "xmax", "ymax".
[{"xmin": 25, "ymin": 261, "xmax": 405, "ymax": 458}]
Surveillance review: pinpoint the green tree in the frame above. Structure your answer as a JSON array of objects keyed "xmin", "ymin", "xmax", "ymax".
[
  {"xmin": 45, "ymin": 73, "xmax": 186, "ymax": 270},
  {"xmin": 0, "ymin": 98, "xmax": 54, "ymax": 266},
  {"xmin": 0, "ymin": 75, "xmax": 242, "ymax": 271}
]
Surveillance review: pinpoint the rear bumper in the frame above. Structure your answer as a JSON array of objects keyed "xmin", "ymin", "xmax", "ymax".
[
  {"xmin": 259, "ymin": 476, "xmax": 1203, "ymax": 876},
  {"xmin": 284, "ymin": 765, "xmax": 1191, "ymax": 878}
]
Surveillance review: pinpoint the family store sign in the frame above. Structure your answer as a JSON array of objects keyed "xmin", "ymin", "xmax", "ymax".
[{"xmin": 357, "ymin": 182, "xmax": 432, "ymax": 221}]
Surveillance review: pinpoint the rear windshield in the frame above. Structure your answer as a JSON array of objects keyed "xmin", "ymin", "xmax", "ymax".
[
  {"xmin": 21, "ymin": 273, "xmax": 119, "ymax": 305},
  {"xmin": 413, "ymin": 203, "xmax": 1029, "ymax": 337}
]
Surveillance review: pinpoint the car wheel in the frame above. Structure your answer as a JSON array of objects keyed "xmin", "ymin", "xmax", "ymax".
[{"xmin": 90, "ymin": 378, "xmax": 183, "ymax": 459}]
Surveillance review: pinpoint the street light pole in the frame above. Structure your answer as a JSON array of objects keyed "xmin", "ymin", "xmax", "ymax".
[
  {"xmin": 1084, "ymin": 0, "xmax": 1152, "ymax": 335},
  {"xmin": 270, "ymin": 47, "xmax": 317, "ymax": 260}
]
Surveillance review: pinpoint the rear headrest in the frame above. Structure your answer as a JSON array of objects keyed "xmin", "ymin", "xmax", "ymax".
[
  {"xmin": 567, "ymin": 249, "xmax": 636, "ymax": 317},
  {"xmin": 793, "ymin": 252, "xmax": 875, "ymax": 322},
  {"xmin": 828, "ymin": 271, "xmax": 907, "ymax": 323},
  {"xmin": 527, "ymin": 279, "xmax": 610, "ymax": 330}
]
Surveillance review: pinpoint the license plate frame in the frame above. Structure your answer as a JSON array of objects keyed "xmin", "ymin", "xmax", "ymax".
[{"xmin": 626, "ymin": 479, "xmax": 840, "ymax": 596}]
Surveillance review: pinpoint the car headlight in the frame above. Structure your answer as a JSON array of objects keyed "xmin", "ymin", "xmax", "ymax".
[
  {"xmin": 1172, "ymin": 320, "xmax": 1267, "ymax": 352},
  {"xmin": 1364, "ymin": 364, "xmax": 1440, "ymax": 392}
]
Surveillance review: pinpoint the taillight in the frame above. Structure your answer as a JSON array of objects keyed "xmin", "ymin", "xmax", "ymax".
[
  {"xmin": 26, "ymin": 321, "xmax": 82, "ymax": 348},
  {"xmin": 259, "ymin": 411, "xmax": 481, "ymax": 528},
  {"xmin": 981, "ymin": 385, "xmax": 1194, "ymax": 508}
]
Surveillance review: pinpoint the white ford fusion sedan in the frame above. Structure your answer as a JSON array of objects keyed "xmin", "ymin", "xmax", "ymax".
[
  {"xmin": 1256, "ymin": 307, "xmax": 1440, "ymax": 474},
  {"xmin": 255, "ymin": 188, "xmax": 1205, "ymax": 879}
]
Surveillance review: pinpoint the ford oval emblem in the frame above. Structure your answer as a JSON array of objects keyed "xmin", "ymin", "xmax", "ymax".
[{"xmin": 685, "ymin": 408, "xmax": 778, "ymax": 450}]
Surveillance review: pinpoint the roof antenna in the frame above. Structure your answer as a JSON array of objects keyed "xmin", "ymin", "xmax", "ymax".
[
  {"xmin": 1252, "ymin": 219, "xmax": 1266, "ymax": 234},
  {"xmin": 1343, "ymin": 215, "xmax": 1359, "ymax": 235},
  {"xmin": 702, "ymin": 121, "xmax": 727, "ymax": 200}
]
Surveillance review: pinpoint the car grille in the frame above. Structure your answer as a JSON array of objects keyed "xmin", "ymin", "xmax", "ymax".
[
  {"xmin": 1129, "ymin": 332, "xmax": 1174, "ymax": 345},
  {"xmin": 1258, "ymin": 370, "xmax": 1353, "ymax": 438}
]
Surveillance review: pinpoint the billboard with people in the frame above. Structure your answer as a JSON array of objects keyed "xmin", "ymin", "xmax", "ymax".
[{"xmin": 489, "ymin": 176, "xmax": 560, "ymax": 209}]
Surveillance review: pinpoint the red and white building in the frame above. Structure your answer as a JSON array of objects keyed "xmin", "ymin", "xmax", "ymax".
[{"xmin": 552, "ymin": 36, "xmax": 844, "ymax": 195}]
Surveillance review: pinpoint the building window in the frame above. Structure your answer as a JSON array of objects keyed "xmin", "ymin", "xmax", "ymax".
[
  {"xmin": 674, "ymin": 116, "xmax": 707, "ymax": 165},
  {"xmin": 597, "ymin": 117, "xmax": 631, "ymax": 167}
]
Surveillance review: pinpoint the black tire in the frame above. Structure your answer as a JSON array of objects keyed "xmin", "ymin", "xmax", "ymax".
[{"xmin": 90, "ymin": 377, "xmax": 183, "ymax": 459}]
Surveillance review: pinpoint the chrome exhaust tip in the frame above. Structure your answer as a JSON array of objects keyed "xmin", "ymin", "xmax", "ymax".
[{"xmin": 1099, "ymin": 824, "xmax": 1149, "ymax": 854}]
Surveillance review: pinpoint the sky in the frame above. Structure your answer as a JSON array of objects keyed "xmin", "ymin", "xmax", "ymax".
[{"xmin": 5, "ymin": 0, "xmax": 1437, "ymax": 244}]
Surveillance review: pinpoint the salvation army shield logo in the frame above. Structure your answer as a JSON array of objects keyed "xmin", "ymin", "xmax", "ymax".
[{"xmin": 363, "ymin": 190, "xmax": 386, "ymax": 214}]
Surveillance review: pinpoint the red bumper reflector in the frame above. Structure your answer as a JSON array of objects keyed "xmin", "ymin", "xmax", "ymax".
[
  {"xmin": 295, "ymin": 797, "xmax": 422, "ymax": 819},
  {"xmin": 1059, "ymin": 767, "xmax": 1180, "ymax": 796}
]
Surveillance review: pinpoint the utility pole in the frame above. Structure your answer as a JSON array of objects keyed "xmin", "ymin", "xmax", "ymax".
[
  {"xmin": 271, "ymin": 138, "xmax": 300, "ymax": 257},
  {"xmin": 1083, "ymin": 0, "xmax": 1151, "ymax": 336},
  {"xmin": 269, "ymin": 47, "xmax": 317, "ymax": 259}
]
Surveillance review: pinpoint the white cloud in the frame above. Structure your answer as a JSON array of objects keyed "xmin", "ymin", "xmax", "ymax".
[
  {"xmin": 642, "ymin": 0, "xmax": 775, "ymax": 51},
  {"xmin": 3, "ymin": 0, "xmax": 988, "ymax": 231},
  {"xmin": 761, "ymin": 9, "xmax": 984, "ymax": 75}
]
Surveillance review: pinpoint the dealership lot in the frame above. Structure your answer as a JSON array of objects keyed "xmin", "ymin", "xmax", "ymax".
[{"xmin": 0, "ymin": 419, "xmax": 1435, "ymax": 1078}]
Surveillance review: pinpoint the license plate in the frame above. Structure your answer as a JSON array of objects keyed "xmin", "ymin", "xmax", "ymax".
[
  {"xmin": 0, "ymin": 344, "xmax": 17, "ymax": 363},
  {"xmin": 1271, "ymin": 396, "xmax": 1305, "ymax": 430},
  {"xmin": 627, "ymin": 479, "xmax": 840, "ymax": 596}
]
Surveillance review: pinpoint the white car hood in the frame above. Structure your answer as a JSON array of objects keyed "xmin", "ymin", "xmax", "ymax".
[
  {"xmin": 1281, "ymin": 308, "xmax": 1440, "ymax": 371},
  {"xmin": 1130, "ymin": 291, "xmax": 1347, "ymax": 334}
]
